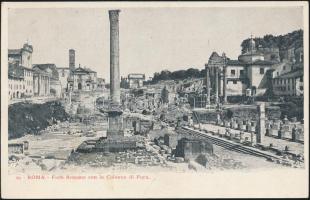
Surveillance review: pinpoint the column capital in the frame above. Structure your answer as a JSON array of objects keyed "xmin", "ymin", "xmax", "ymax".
[{"xmin": 109, "ymin": 10, "xmax": 121, "ymax": 22}]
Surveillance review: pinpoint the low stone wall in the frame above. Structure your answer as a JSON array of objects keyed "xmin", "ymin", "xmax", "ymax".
[{"xmin": 226, "ymin": 106, "xmax": 281, "ymax": 121}]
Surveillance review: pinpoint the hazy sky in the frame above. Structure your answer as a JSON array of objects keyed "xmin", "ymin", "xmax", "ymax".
[{"xmin": 8, "ymin": 7, "xmax": 303, "ymax": 81}]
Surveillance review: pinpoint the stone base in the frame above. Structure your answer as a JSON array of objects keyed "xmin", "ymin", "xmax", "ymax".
[
  {"xmin": 107, "ymin": 130, "xmax": 124, "ymax": 138},
  {"xmin": 76, "ymin": 136, "xmax": 143, "ymax": 153}
]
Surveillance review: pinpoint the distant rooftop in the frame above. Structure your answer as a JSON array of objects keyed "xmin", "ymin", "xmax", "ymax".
[
  {"xmin": 128, "ymin": 73, "xmax": 145, "ymax": 79},
  {"xmin": 8, "ymin": 49, "xmax": 21, "ymax": 55},
  {"xmin": 276, "ymin": 69, "xmax": 303, "ymax": 79},
  {"xmin": 73, "ymin": 66, "xmax": 96, "ymax": 73}
]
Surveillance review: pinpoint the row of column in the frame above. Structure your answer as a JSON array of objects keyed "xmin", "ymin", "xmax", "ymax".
[
  {"xmin": 205, "ymin": 66, "xmax": 227, "ymax": 105},
  {"xmin": 34, "ymin": 74, "xmax": 50, "ymax": 96}
]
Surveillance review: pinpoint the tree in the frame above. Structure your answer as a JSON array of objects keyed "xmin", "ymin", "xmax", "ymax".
[
  {"xmin": 241, "ymin": 30, "xmax": 303, "ymax": 53},
  {"xmin": 186, "ymin": 68, "xmax": 200, "ymax": 78},
  {"xmin": 161, "ymin": 86, "xmax": 169, "ymax": 104}
]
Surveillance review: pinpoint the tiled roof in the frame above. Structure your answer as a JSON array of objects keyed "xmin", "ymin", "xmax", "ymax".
[
  {"xmin": 226, "ymin": 59, "xmax": 244, "ymax": 66},
  {"xmin": 276, "ymin": 69, "xmax": 303, "ymax": 79},
  {"xmin": 250, "ymin": 60, "xmax": 276, "ymax": 65},
  {"xmin": 210, "ymin": 51, "xmax": 220, "ymax": 58},
  {"xmin": 33, "ymin": 63, "xmax": 56, "ymax": 70},
  {"xmin": 73, "ymin": 67, "xmax": 90, "ymax": 74},
  {"xmin": 56, "ymin": 67, "xmax": 70, "ymax": 70},
  {"xmin": 241, "ymin": 51, "xmax": 264, "ymax": 56}
]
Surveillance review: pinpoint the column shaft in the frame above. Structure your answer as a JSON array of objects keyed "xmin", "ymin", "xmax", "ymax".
[
  {"xmin": 109, "ymin": 10, "xmax": 121, "ymax": 104},
  {"xmin": 223, "ymin": 67, "xmax": 227, "ymax": 103},
  {"xmin": 205, "ymin": 65, "xmax": 210, "ymax": 105},
  {"xmin": 215, "ymin": 68, "xmax": 219, "ymax": 104}
]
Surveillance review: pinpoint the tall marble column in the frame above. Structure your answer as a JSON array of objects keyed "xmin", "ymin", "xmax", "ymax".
[
  {"xmin": 205, "ymin": 65, "xmax": 211, "ymax": 105},
  {"xmin": 107, "ymin": 10, "xmax": 124, "ymax": 139},
  {"xmin": 109, "ymin": 10, "xmax": 121, "ymax": 104},
  {"xmin": 223, "ymin": 67, "xmax": 227, "ymax": 104},
  {"xmin": 37, "ymin": 76, "xmax": 40, "ymax": 96},
  {"xmin": 215, "ymin": 68, "xmax": 219, "ymax": 104},
  {"xmin": 222, "ymin": 53, "xmax": 227, "ymax": 104},
  {"xmin": 218, "ymin": 70, "xmax": 222, "ymax": 96}
]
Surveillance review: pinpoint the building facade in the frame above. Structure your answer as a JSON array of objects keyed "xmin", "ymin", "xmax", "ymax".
[
  {"xmin": 271, "ymin": 43, "xmax": 304, "ymax": 96},
  {"xmin": 57, "ymin": 50, "xmax": 100, "ymax": 93},
  {"xmin": 8, "ymin": 43, "xmax": 34, "ymax": 100},
  {"xmin": 205, "ymin": 36, "xmax": 303, "ymax": 100},
  {"xmin": 32, "ymin": 64, "xmax": 62, "ymax": 97},
  {"xmin": 57, "ymin": 67, "xmax": 71, "ymax": 93},
  {"xmin": 128, "ymin": 73, "xmax": 145, "ymax": 89},
  {"xmin": 32, "ymin": 66, "xmax": 51, "ymax": 97},
  {"xmin": 68, "ymin": 66, "xmax": 98, "ymax": 91},
  {"xmin": 225, "ymin": 60, "xmax": 247, "ymax": 96},
  {"xmin": 97, "ymin": 78, "xmax": 106, "ymax": 90},
  {"xmin": 206, "ymin": 38, "xmax": 294, "ymax": 99},
  {"xmin": 271, "ymin": 69, "xmax": 303, "ymax": 96}
]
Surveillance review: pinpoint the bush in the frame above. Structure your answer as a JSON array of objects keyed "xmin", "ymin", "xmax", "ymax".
[{"xmin": 8, "ymin": 101, "xmax": 69, "ymax": 139}]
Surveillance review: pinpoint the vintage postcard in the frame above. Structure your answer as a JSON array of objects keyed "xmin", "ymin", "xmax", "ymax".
[{"xmin": 1, "ymin": 1, "xmax": 309, "ymax": 198}]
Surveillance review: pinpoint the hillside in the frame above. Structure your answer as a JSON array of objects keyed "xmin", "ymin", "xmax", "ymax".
[
  {"xmin": 241, "ymin": 29, "xmax": 303, "ymax": 53},
  {"xmin": 148, "ymin": 68, "xmax": 205, "ymax": 84}
]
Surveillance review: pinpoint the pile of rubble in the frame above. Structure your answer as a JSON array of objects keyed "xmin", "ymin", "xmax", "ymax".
[
  {"xmin": 9, "ymin": 154, "xmax": 63, "ymax": 172},
  {"xmin": 67, "ymin": 147, "xmax": 168, "ymax": 169}
]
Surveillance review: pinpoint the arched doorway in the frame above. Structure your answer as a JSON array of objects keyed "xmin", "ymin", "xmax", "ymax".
[{"xmin": 78, "ymin": 83, "xmax": 82, "ymax": 90}]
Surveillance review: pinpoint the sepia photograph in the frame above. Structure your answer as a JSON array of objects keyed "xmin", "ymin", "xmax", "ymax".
[{"xmin": 1, "ymin": 1, "xmax": 308, "ymax": 198}]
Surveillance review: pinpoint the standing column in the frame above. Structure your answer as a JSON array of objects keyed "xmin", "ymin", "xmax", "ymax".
[
  {"xmin": 222, "ymin": 53, "xmax": 227, "ymax": 104},
  {"xmin": 218, "ymin": 70, "xmax": 222, "ymax": 96},
  {"xmin": 256, "ymin": 103, "xmax": 266, "ymax": 144},
  {"xmin": 48, "ymin": 77, "xmax": 50, "ymax": 96},
  {"xmin": 215, "ymin": 68, "xmax": 219, "ymax": 104},
  {"xmin": 45, "ymin": 77, "xmax": 47, "ymax": 95},
  {"xmin": 223, "ymin": 67, "xmax": 227, "ymax": 104},
  {"xmin": 39, "ymin": 76, "xmax": 42, "ymax": 96},
  {"xmin": 107, "ymin": 10, "xmax": 124, "ymax": 139},
  {"xmin": 37, "ymin": 76, "xmax": 40, "ymax": 96},
  {"xmin": 44, "ymin": 77, "xmax": 47, "ymax": 95},
  {"xmin": 205, "ymin": 65, "xmax": 211, "ymax": 105},
  {"xmin": 109, "ymin": 10, "xmax": 121, "ymax": 104}
]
